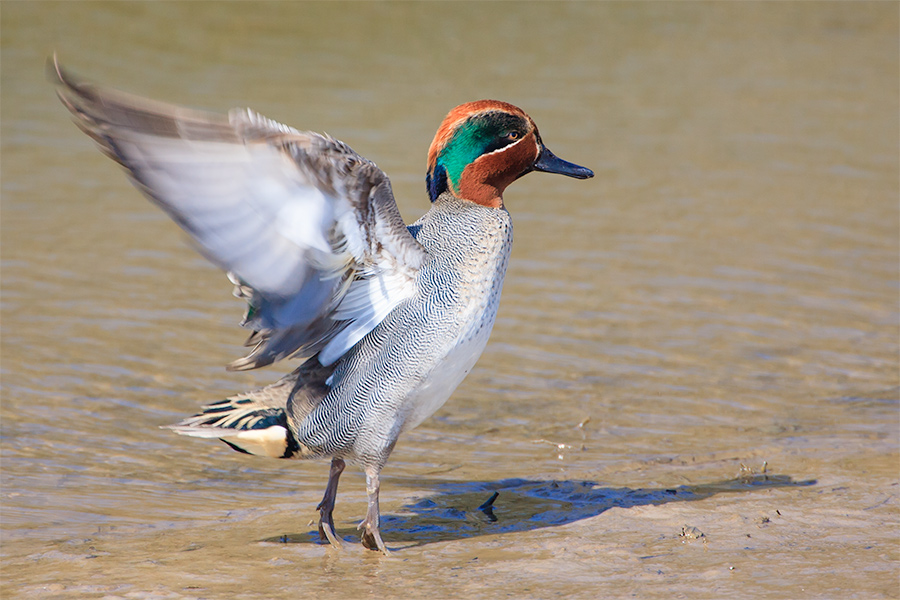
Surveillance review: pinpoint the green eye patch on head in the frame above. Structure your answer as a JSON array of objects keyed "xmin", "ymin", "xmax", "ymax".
[{"xmin": 437, "ymin": 111, "xmax": 530, "ymax": 191}]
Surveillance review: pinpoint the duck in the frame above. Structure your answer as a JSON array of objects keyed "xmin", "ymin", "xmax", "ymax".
[{"xmin": 51, "ymin": 56, "xmax": 593, "ymax": 554}]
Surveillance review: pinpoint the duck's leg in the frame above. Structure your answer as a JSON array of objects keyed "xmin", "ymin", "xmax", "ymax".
[
  {"xmin": 316, "ymin": 458, "xmax": 345, "ymax": 548},
  {"xmin": 358, "ymin": 466, "xmax": 389, "ymax": 554}
]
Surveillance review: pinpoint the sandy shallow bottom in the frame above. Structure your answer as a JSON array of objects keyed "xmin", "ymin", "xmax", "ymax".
[{"xmin": 3, "ymin": 425, "xmax": 897, "ymax": 599}]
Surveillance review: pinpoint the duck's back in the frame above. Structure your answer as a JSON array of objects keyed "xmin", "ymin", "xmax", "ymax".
[{"xmin": 291, "ymin": 193, "xmax": 513, "ymax": 465}]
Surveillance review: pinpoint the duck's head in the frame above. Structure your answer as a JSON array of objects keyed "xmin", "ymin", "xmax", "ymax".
[{"xmin": 426, "ymin": 100, "xmax": 593, "ymax": 208}]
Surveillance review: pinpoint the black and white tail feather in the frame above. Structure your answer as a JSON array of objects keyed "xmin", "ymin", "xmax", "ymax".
[{"xmin": 166, "ymin": 373, "xmax": 301, "ymax": 459}]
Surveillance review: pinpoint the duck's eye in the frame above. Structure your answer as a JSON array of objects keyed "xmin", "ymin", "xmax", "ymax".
[{"xmin": 506, "ymin": 131, "xmax": 520, "ymax": 140}]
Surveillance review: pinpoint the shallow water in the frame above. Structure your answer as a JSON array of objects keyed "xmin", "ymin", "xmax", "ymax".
[{"xmin": 2, "ymin": 2, "xmax": 898, "ymax": 598}]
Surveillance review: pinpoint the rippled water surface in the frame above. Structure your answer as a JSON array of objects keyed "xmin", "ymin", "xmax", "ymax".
[{"xmin": 2, "ymin": 3, "xmax": 898, "ymax": 598}]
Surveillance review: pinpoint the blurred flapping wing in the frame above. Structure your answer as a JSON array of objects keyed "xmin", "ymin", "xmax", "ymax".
[{"xmin": 52, "ymin": 58, "xmax": 427, "ymax": 370}]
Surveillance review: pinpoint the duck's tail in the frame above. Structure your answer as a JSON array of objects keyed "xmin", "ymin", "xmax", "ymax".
[{"xmin": 165, "ymin": 373, "xmax": 302, "ymax": 459}]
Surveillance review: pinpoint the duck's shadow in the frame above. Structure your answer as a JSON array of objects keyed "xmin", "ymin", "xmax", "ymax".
[{"xmin": 265, "ymin": 473, "xmax": 816, "ymax": 549}]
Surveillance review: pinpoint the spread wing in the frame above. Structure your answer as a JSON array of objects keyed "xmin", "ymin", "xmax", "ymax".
[{"xmin": 51, "ymin": 57, "xmax": 427, "ymax": 370}]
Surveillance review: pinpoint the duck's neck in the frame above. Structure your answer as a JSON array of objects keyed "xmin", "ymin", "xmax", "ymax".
[
  {"xmin": 427, "ymin": 163, "xmax": 506, "ymax": 208},
  {"xmin": 432, "ymin": 191, "xmax": 509, "ymax": 215},
  {"xmin": 457, "ymin": 181, "xmax": 504, "ymax": 209}
]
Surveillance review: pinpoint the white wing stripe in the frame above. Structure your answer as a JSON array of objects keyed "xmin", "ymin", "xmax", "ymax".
[{"xmin": 320, "ymin": 268, "xmax": 416, "ymax": 365}]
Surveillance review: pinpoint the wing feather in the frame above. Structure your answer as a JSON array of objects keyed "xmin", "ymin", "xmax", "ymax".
[{"xmin": 52, "ymin": 57, "xmax": 427, "ymax": 370}]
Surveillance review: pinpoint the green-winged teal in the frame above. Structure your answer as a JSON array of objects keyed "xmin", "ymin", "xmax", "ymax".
[{"xmin": 53, "ymin": 57, "xmax": 593, "ymax": 553}]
